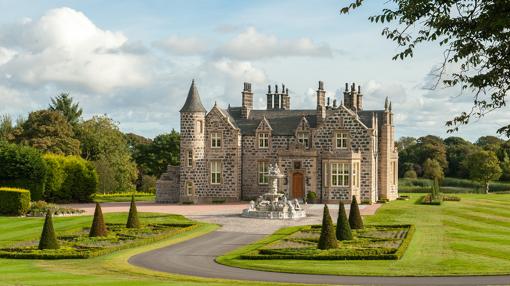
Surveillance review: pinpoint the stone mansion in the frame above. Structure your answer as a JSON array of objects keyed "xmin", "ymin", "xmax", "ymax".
[{"xmin": 156, "ymin": 80, "xmax": 398, "ymax": 204}]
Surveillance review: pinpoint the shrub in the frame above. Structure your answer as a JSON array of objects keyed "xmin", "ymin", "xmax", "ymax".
[
  {"xmin": 403, "ymin": 170, "xmax": 417, "ymax": 179},
  {"xmin": 27, "ymin": 201, "xmax": 84, "ymax": 217},
  {"xmin": 38, "ymin": 211, "xmax": 59, "ymax": 250},
  {"xmin": 89, "ymin": 203, "xmax": 107, "ymax": 237},
  {"xmin": 126, "ymin": 196, "xmax": 140, "ymax": 228},
  {"xmin": 0, "ymin": 143, "xmax": 47, "ymax": 200},
  {"xmin": 306, "ymin": 191, "xmax": 318, "ymax": 202},
  {"xmin": 349, "ymin": 196, "xmax": 364, "ymax": 229},
  {"xmin": 0, "ymin": 187, "xmax": 31, "ymax": 215},
  {"xmin": 317, "ymin": 205, "xmax": 338, "ymax": 250},
  {"xmin": 336, "ymin": 202, "xmax": 352, "ymax": 241},
  {"xmin": 139, "ymin": 175, "xmax": 157, "ymax": 193}
]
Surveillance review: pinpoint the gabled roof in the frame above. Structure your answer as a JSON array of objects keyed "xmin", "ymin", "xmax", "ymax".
[{"xmin": 180, "ymin": 80, "xmax": 207, "ymax": 113}]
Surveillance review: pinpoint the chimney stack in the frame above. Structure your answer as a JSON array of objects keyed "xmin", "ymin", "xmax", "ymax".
[{"xmin": 241, "ymin": 82, "xmax": 253, "ymax": 119}]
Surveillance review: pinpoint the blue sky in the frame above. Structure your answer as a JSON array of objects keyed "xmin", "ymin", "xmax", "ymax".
[{"xmin": 0, "ymin": 0, "xmax": 507, "ymax": 141}]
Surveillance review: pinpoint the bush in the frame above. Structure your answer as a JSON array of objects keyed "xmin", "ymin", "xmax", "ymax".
[
  {"xmin": 317, "ymin": 205, "xmax": 338, "ymax": 250},
  {"xmin": 139, "ymin": 175, "xmax": 157, "ymax": 193},
  {"xmin": 336, "ymin": 202, "xmax": 352, "ymax": 241},
  {"xmin": 306, "ymin": 191, "xmax": 318, "ymax": 203},
  {"xmin": 0, "ymin": 143, "xmax": 47, "ymax": 200},
  {"xmin": 126, "ymin": 196, "xmax": 140, "ymax": 228},
  {"xmin": 89, "ymin": 203, "xmax": 107, "ymax": 237},
  {"xmin": 0, "ymin": 187, "xmax": 31, "ymax": 215},
  {"xmin": 38, "ymin": 211, "xmax": 59, "ymax": 250},
  {"xmin": 403, "ymin": 170, "xmax": 417, "ymax": 179},
  {"xmin": 43, "ymin": 154, "xmax": 98, "ymax": 203},
  {"xmin": 27, "ymin": 201, "xmax": 84, "ymax": 217},
  {"xmin": 349, "ymin": 196, "xmax": 364, "ymax": 229}
]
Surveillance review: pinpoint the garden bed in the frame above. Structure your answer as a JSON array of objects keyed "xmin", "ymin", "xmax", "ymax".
[
  {"xmin": 0, "ymin": 222, "xmax": 196, "ymax": 259},
  {"xmin": 240, "ymin": 224, "xmax": 415, "ymax": 260}
]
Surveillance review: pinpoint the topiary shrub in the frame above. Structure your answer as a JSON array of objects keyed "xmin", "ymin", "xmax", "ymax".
[
  {"xmin": 126, "ymin": 195, "xmax": 140, "ymax": 228},
  {"xmin": 306, "ymin": 191, "xmax": 318, "ymax": 203},
  {"xmin": 336, "ymin": 202, "xmax": 353, "ymax": 241},
  {"xmin": 0, "ymin": 142, "xmax": 47, "ymax": 200},
  {"xmin": 89, "ymin": 203, "xmax": 107, "ymax": 237},
  {"xmin": 0, "ymin": 187, "xmax": 31, "ymax": 215},
  {"xmin": 38, "ymin": 211, "xmax": 59, "ymax": 250},
  {"xmin": 318, "ymin": 205, "xmax": 338, "ymax": 250},
  {"xmin": 349, "ymin": 195, "xmax": 364, "ymax": 229}
]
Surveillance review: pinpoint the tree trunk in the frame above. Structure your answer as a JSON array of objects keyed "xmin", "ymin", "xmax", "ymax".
[{"xmin": 486, "ymin": 182, "xmax": 490, "ymax": 194}]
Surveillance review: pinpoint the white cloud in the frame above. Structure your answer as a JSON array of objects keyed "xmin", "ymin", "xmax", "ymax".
[
  {"xmin": 211, "ymin": 58, "xmax": 266, "ymax": 83},
  {"xmin": 0, "ymin": 47, "xmax": 16, "ymax": 65},
  {"xmin": 217, "ymin": 27, "xmax": 333, "ymax": 60},
  {"xmin": 0, "ymin": 7, "xmax": 150, "ymax": 93},
  {"xmin": 153, "ymin": 36, "xmax": 208, "ymax": 56}
]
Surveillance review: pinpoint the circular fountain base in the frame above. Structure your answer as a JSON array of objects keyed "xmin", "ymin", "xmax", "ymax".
[{"xmin": 241, "ymin": 209, "xmax": 306, "ymax": 220}]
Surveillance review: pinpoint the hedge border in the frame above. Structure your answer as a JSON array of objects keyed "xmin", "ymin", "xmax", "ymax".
[
  {"xmin": 0, "ymin": 223, "xmax": 198, "ymax": 259},
  {"xmin": 0, "ymin": 187, "xmax": 31, "ymax": 215},
  {"xmin": 239, "ymin": 224, "xmax": 415, "ymax": 261}
]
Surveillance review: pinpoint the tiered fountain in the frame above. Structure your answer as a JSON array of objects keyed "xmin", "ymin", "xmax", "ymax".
[{"xmin": 242, "ymin": 163, "xmax": 306, "ymax": 219}]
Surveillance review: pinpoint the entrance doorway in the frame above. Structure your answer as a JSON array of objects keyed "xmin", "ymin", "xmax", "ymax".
[{"xmin": 292, "ymin": 173, "xmax": 304, "ymax": 199}]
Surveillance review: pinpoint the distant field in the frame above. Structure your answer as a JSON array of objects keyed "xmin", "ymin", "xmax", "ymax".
[
  {"xmin": 399, "ymin": 177, "xmax": 510, "ymax": 193},
  {"xmin": 218, "ymin": 194, "xmax": 510, "ymax": 276}
]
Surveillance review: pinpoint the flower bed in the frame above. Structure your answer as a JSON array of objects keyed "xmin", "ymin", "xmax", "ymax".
[
  {"xmin": 27, "ymin": 201, "xmax": 85, "ymax": 217},
  {"xmin": 0, "ymin": 222, "xmax": 196, "ymax": 259},
  {"xmin": 240, "ymin": 224, "xmax": 415, "ymax": 260}
]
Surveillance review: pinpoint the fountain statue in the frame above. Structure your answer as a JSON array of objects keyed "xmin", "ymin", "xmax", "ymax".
[{"xmin": 242, "ymin": 163, "xmax": 306, "ymax": 219}]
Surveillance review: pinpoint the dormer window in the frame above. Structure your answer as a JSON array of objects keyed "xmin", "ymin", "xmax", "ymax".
[
  {"xmin": 211, "ymin": 132, "xmax": 221, "ymax": 148},
  {"xmin": 259, "ymin": 133, "xmax": 269, "ymax": 148},
  {"xmin": 297, "ymin": 132, "xmax": 309, "ymax": 148},
  {"xmin": 335, "ymin": 132, "xmax": 349, "ymax": 149}
]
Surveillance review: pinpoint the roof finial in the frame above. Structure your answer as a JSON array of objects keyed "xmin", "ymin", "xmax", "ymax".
[
  {"xmin": 389, "ymin": 101, "xmax": 392, "ymax": 112},
  {"xmin": 384, "ymin": 97, "xmax": 389, "ymax": 110},
  {"xmin": 268, "ymin": 85, "xmax": 271, "ymax": 93},
  {"xmin": 358, "ymin": 85, "xmax": 361, "ymax": 94}
]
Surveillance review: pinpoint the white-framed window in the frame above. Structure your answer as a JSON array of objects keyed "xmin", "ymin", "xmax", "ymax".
[
  {"xmin": 352, "ymin": 162, "xmax": 360, "ymax": 188},
  {"xmin": 331, "ymin": 163, "xmax": 349, "ymax": 187},
  {"xmin": 259, "ymin": 133, "xmax": 269, "ymax": 148},
  {"xmin": 186, "ymin": 181, "xmax": 193, "ymax": 196},
  {"xmin": 258, "ymin": 161, "xmax": 269, "ymax": 185},
  {"xmin": 187, "ymin": 150, "xmax": 193, "ymax": 167},
  {"xmin": 335, "ymin": 132, "xmax": 349, "ymax": 149},
  {"xmin": 391, "ymin": 161, "xmax": 397, "ymax": 185},
  {"xmin": 211, "ymin": 132, "xmax": 221, "ymax": 148},
  {"xmin": 297, "ymin": 132, "xmax": 309, "ymax": 148},
  {"xmin": 210, "ymin": 161, "xmax": 222, "ymax": 184}
]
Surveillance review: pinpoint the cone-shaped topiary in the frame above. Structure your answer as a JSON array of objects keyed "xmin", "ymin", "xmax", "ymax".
[
  {"xmin": 89, "ymin": 202, "xmax": 107, "ymax": 237},
  {"xmin": 318, "ymin": 204, "xmax": 338, "ymax": 250},
  {"xmin": 126, "ymin": 195, "xmax": 140, "ymax": 228},
  {"xmin": 349, "ymin": 195, "xmax": 364, "ymax": 229},
  {"xmin": 38, "ymin": 211, "xmax": 60, "ymax": 250},
  {"xmin": 336, "ymin": 202, "xmax": 353, "ymax": 240}
]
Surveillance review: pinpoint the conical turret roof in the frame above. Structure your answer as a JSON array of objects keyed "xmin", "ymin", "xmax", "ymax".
[{"xmin": 180, "ymin": 79, "xmax": 207, "ymax": 113}]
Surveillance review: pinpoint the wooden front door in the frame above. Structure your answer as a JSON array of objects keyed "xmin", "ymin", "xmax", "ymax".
[{"xmin": 292, "ymin": 173, "xmax": 304, "ymax": 199}]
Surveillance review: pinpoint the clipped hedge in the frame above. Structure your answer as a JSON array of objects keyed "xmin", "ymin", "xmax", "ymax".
[{"xmin": 0, "ymin": 187, "xmax": 31, "ymax": 215}]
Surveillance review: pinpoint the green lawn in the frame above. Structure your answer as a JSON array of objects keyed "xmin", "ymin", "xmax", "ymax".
[
  {"xmin": 0, "ymin": 213, "xmax": 298, "ymax": 286},
  {"xmin": 217, "ymin": 194, "xmax": 510, "ymax": 276}
]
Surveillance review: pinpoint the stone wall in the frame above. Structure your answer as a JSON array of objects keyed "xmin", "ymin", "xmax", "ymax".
[{"xmin": 156, "ymin": 165, "xmax": 180, "ymax": 203}]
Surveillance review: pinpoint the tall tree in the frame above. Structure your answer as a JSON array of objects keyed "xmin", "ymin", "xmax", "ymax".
[
  {"xmin": 49, "ymin": 93, "xmax": 83, "ymax": 126},
  {"xmin": 444, "ymin": 136, "xmax": 478, "ymax": 178},
  {"xmin": 17, "ymin": 110, "xmax": 80, "ymax": 155},
  {"xmin": 133, "ymin": 130, "xmax": 180, "ymax": 178},
  {"xmin": 423, "ymin": 158, "xmax": 445, "ymax": 182},
  {"xmin": 467, "ymin": 150, "xmax": 502, "ymax": 193},
  {"xmin": 0, "ymin": 114, "xmax": 14, "ymax": 142},
  {"xmin": 341, "ymin": 1, "xmax": 510, "ymax": 136}
]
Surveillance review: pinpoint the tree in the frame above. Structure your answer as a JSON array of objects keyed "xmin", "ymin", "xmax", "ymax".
[
  {"xmin": 467, "ymin": 150, "xmax": 502, "ymax": 193},
  {"xmin": 39, "ymin": 211, "xmax": 59, "ymax": 250},
  {"xmin": 444, "ymin": 136, "xmax": 478, "ymax": 178},
  {"xmin": 0, "ymin": 115, "xmax": 15, "ymax": 142},
  {"xmin": 126, "ymin": 195, "xmax": 140, "ymax": 228},
  {"xmin": 133, "ymin": 130, "xmax": 180, "ymax": 178},
  {"xmin": 341, "ymin": 1, "xmax": 510, "ymax": 136},
  {"xmin": 49, "ymin": 93, "xmax": 83, "ymax": 126},
  {"xmin": 17, "ymin": 110, "xmax": 80, "ymax": 155},
  {"xmin": 403, "ymin": 169, "xmax": 417, "ymax": 179},
  {"xmin": 89, "ymin": 203, "xmax": 108, "ymax": 237},
  {"xmin": 423, "ymin": 158, "xmax": 445, "ymax": 182},
  {"xmin": 77, "ymin": 116, "xmax": 137, "ymax": 193},
  {"xmin": 318, "ymin": 205, "xmax": 338, "ymax": 250},
  {"xmin": 349, "ymin": 196, "xmax": 364, "ymax": 229},
  {"xmin": 475, "ymin": 136, "xmax": 504, "ymax": 153},
  {"xmin": 336, "ymin": 202, "xmax": 353, "ymax": 241}
]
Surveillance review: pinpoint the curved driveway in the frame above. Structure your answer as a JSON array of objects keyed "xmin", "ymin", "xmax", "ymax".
[{"xmin": 129, "ymin": 230, "xmax": 510, "ymax": 286}]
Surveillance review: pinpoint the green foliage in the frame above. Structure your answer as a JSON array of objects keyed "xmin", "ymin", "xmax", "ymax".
[
  {"xmin": 444, "ymin": 136, "xmax": 479, "ymax": 178},
  {"xmin": 139, "ymin": 175, "xmax": 157, "ymax": 194},
  {"xmin": 317, "ymin": 205, "xmax": 338, "ymax": 250},
  {"xmin": 422, "ymin": 158, "xmax": 444, "ymax": 182},
  {"xmin": 28, "ymin": 201, "xmax": 84, "ymax": 217},
  {"xmin": 17, "ymin": 110, "xmax": 80, "ymax": 155},
  {"xmin": 467, "ymin": 150, "xmax": 503, "ymax": 193},
  {"xmin": 336, "ymin": 202, "xmax": 352, "ymax": 241},
  {"xmin": 306, "ymin": 191, "xmax": 317, "ymax": 202},
  {"xmin": 403, "ymin": 169, "xmax": 417, "ymax": 179},
  {"xmin": 38, "ymin": 211, "xmax": 59, "ymax": 250},
  {"xmin": 132, "ymin": 130, "xmax": 180, "ymax": 178},
  {"xmin": 48, "ymin": 93, "xmax": 83, "ymax": 127},
  {"xmin": 126, "ymin": 196, "xmax": 140, "ymax": 228},
  {"xmin": 43, "ymin": 154, "xmax": 98, "ymax": 203},
  {"xmin": 0, "ymin": 142, "xmax": 47, "ymax": 200},
  {"xmin": 0, "ymin": 114, "xmax": 16, "ymax": 142},
  {"xmin": 77, "ymin": 116, "xmax": 137, "ymax": 193},
  {"xmin": 89, "ymin": 203, "xmax": 107, "ymax": 237},
  {"xmin": 349, "ymin": 196, "xmax": 364, "ymax": 230},
  {"xmin": 0, "ymin": 187, "xmax": 31, "ymax": 215},
  {"xmin": 431, "ymin": 177, "xmax": 440, "ymax": 199},
  {"xmin": 341, "ymin": 1, "xmax": 510, "ymax": 136}
]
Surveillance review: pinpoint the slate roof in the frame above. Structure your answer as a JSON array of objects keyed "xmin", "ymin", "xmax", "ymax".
[{"xmin": 180, "ymin": 80, "xmax": 207, "ymax": 113}]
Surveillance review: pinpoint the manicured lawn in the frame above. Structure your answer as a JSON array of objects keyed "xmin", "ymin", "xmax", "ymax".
[
  {"xmin": 217, "ymin": 194, "xmax": 510, "ymax": 276},
  {"xmin": 0, "ymin": 213, "xmax": 296, "ymax": 286}
]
